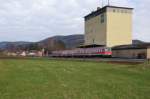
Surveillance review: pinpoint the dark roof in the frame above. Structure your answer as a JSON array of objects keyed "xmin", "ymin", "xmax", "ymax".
[
  {"xmin": 112, "ymin": 44, "xmax": 150, "ymax": 50},
  {"xmin": 106, "ymin": 6, "xmax": 133, "ymax": 10},
  {"xmin": 78, "ymin": 44, "xmax": 105, "ymax": 48},
  {"xmin": 84, "ymin": 6, "xmax": 133, "ymax": 21}
]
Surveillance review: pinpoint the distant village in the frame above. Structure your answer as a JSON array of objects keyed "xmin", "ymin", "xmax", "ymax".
[{"xmin": 3, "ymin": 49, "xmax": 45, "ymax": 57}]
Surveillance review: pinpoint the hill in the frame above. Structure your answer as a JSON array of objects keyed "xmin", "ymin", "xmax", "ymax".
[
  {"xmin": 0, "ymin": 34, "xmax": 84, "ymax": 51},
  {"xmin": 0, "ymin": 42, "xmax": 32, "ymax": 50},
  {"xmin": 39, "ymin": 34, "xmax": 84, "ymax": 49}
]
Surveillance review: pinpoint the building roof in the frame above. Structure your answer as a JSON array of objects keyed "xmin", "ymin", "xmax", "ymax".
[
  {"xmin": 106, "ymin": 6, "xmax": 133, "ymax": 10},
  {"xmin": 84, "ymin": 6, "xmax": 133, "ymax": 21},
  {"xmin": 112, "ymin": 44, "xmax": 150, "ymax": 50}
]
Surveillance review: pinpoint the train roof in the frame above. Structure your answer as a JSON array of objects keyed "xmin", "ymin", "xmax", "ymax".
[{"xmin": 78, "ymin": 44, "xmax": 105, "ymax": 48}]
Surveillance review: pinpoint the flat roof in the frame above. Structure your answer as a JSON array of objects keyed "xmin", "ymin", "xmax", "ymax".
[
  {"xmin": 106, "ymin": 6, "xmax": 133, "ymax": 10},
  {"xmin": 112, "ymin": 44, "xmax": 150, "ymax": 50},
  {"xmin": 84, "ymin": 6, "xmax": 133, "ymax": 20}
]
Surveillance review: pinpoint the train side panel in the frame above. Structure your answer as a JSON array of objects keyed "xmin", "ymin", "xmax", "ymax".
[{"xmin": 51, "ymin": 47, "xmax": 112, "ymax": 57}]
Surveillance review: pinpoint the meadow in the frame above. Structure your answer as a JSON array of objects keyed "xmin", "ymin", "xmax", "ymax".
[{"xmin": 0, "ymin": 58, "xmax": 149, "ymax": 99}]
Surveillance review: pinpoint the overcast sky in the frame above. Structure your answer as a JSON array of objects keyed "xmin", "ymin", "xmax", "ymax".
[{"xmin": 0, "ymin": 0, "xmax": 149, "ymax": 42}]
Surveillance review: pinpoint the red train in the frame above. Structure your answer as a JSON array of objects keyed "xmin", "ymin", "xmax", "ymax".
[{"xmin": 51, "ymin": 47, "xmax": 112, "ymax": 57}]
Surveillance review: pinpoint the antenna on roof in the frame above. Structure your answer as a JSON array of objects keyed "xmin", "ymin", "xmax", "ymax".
[
  {"xmin": 101, "ymin": 0, "xmax": 104, "ymax": 7},
  {"xmin": 108, "ymin": 0, "xmax": 110, "ymax": 6}
]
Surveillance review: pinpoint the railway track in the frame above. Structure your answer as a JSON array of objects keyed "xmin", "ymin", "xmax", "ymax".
[
  {"xmin": 0, "ymin": 56, "xmax": 146, "ymax": 65},
  {"xmin": 49, "ymin": 57, "xmax": 145, "ymax": 65}
]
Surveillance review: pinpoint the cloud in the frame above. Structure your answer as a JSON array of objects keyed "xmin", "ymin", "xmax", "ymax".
[
  {"xmin": 0, "ymin": 0, "xmax": 149, "ymax": 42},
  {"xmin": 131, "ymin": 0, "xmax": 150, "ymax": 42}
]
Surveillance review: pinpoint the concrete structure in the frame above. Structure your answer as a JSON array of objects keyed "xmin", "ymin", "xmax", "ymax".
[
  {"xmin": 112, "ymin": 44, "xmax": 150, "ymax": 59},
  {"xmin": 84, "ymin": 6, "xmax": 133, "ymax": 47}
]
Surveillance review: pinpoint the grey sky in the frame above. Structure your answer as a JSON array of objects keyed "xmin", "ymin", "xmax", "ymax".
[{"xmin": 0, "ymin": 0, "xmax": 149, "ymax": 42}]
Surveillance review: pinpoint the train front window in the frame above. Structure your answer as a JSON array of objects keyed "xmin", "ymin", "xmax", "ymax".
[
  {"xmin": 105, "ymin": 48, "xmax": 111, "ymax": 51},
  {"xmin": 109, "ymin": 48, "xmax": 111, "ymax": 51}
]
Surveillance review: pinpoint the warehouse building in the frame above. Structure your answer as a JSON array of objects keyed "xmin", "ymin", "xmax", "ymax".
[
  {"xmin": 112, "ymin": 44, "xmax": 150, "ymax": 59},
  {"xmin": 84, "ymin": 6, "xmax": 133, "ymax": 47}
]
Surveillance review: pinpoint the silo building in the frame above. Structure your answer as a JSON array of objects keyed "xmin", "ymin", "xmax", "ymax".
[{"xmin": 84, "ymin": 6, "xmax": 133, "ymax": 47}]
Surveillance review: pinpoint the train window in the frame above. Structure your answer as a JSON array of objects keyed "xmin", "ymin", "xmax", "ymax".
[
  {"xmin": 105, "ymin": 48, "xmax": 108, "ymax": 51},
  {"xmin": 100, "ymin": 49, "xmax": 102, "ymax": 52}
]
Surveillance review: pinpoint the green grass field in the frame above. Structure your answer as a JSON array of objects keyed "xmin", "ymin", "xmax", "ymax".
[{"xmin": 0, "ymin": 58, "xmax": 149, "ymax": 99}]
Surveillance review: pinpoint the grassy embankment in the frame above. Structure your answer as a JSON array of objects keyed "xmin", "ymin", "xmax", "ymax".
[{"xmin": 0, "ymin": 58, "xmax": 149, "ymax": 99}]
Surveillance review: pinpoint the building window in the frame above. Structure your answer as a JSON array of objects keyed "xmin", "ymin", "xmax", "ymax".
[
  {"xmin": 101, "ymin": 14, "xmax": 104, "ymax": 23},
  {"xmin": 121, "ymin": 10, "xmax": 124, "ymax": 13},
  {"xmin": 113, "ymin": 9, "xmax": 116, "ymax": 12},
  {"xmin": 117, "ymin": 9, "xmax": 120, "ymax": 13},
  {"xmin": 92, "ymin": 39, "xmax": 95, "ymax": 44},
  {"xmin": 124, "ymin": 10, "xmax": 127, "ymax": 13}
]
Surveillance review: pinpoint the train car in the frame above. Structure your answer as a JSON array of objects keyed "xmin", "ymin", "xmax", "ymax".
[{"xmin": 51, "ymin": 47, "xmax": 112, "ymax": 58}]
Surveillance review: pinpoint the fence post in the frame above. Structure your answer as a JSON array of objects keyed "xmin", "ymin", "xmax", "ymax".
[{"xmin": 148, "ymin": 58, "xmax": 150, "ymax": 65}]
